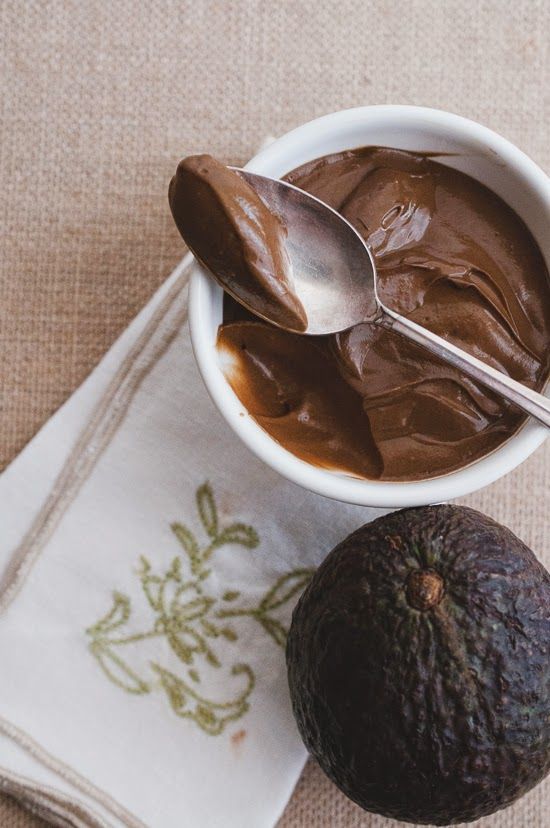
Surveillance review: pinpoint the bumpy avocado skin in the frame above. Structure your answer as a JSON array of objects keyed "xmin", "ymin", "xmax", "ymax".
[{"xmin": 286, "ymin": 505, "xmax": 550, "ymax": 825}]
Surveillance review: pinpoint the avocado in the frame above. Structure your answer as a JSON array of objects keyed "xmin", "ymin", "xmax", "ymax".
[{"xmin": 286, "ymin": 505, "xmax": 550, "ymax": 825}]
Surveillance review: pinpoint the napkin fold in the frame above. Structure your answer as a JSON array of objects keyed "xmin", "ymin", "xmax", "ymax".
[{"xmin": 0, "ymin": 251, "xmax": 383, "ymax": 828}]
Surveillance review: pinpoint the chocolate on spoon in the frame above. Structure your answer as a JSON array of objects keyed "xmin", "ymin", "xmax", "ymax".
[{"xmin": 169, "ymin": 154, "xmax": 307, "ymax": 332}]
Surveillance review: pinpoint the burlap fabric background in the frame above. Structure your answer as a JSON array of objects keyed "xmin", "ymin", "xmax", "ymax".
[{"xmin": 1, "ymin": 1, "xmax": 549, "ymax": 826}]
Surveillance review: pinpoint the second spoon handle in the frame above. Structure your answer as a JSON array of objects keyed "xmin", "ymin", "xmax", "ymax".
[{"xmin": 377, "ymin": 307, "xmax": 550, "ymax": 429}]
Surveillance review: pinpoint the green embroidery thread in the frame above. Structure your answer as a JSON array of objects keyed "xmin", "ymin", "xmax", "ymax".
[
  {"xmin": 151, "ymin": 662, "xmax": 255, "ymax": 736},
  {"xmin": 216, "ymin": 569, "xmax": 314, "ymax": 647},
  {"xmin": 86, "ymin": 481, "xmax": 314, "ymax": 734}
]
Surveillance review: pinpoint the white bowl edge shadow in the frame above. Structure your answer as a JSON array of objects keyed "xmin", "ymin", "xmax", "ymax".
[{"xmin": 188, "ymin": 105, "xmax": 550, "ymax": 508}]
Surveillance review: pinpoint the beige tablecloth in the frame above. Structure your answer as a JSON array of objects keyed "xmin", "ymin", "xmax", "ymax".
[{"xmin": 1, "ymin": 1, "xmax": 549, "ymax": 825}]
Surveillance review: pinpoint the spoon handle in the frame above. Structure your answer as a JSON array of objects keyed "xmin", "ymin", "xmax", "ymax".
[{"xmin": 377, "ymin": 307, "xmax": 550, "ymax": 429}]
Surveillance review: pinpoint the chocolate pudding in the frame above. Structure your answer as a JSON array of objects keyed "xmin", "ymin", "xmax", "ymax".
[
  {"xmin": 169, "ymin": 154, "xmax": 307, "ymax": 332},
  {"xmin": 216, "ymin": 147, "xmax": 550, "ymax": 481}
]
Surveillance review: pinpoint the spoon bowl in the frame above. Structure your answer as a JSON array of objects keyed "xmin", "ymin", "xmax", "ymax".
[{"xmin": 234, "ymin": 169, "xmax": 379, "ymax": 334}]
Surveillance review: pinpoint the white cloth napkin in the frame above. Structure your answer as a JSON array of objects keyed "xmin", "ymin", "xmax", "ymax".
[{"xmin": 0, "ymin": 252, "xmax": 385, "ymax": 828}]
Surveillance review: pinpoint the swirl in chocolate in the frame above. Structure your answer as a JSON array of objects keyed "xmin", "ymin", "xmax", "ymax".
[
  {"xmin": 217, "ymin": 147, "xmax": 550, "ymax": 481},
  {"xmin": 169, "ymin": 154, "xmax": 307, "ymax": 332}
]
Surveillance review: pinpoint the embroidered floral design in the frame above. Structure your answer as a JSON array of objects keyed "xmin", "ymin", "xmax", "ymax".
[{"xmin": 86, "ymin": 482, "xmax": 314, "ymax": 735}]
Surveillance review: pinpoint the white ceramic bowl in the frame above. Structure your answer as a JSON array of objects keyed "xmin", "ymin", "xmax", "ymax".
[{"xmin": 189, "ymin": 105, "xmax": 550, "ymax": 508}]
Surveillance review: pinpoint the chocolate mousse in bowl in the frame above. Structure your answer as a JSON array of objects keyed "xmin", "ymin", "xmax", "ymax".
[{"xmin": 189, "ymin": 107, "xmax": 550, "ymax": 507}]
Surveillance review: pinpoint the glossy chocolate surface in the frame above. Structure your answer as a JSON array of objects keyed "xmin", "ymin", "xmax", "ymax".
[{"xmin": 218, "ymin": 147, "xmax": 550, "ymax": 480}]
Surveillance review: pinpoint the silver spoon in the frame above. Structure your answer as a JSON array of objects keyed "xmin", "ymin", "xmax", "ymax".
[{"xmin": 232, "ymin": 168, "xmax": 550, "ymax": 429}]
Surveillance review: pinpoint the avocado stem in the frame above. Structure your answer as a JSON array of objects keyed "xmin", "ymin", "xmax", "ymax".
[{"xmin": 406, "ymin": 568, "xmax": 444, "ymax": 611}]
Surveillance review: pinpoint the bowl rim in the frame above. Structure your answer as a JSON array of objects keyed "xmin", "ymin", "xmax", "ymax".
[{"xmin": 189, "ymin": 104, "xmax": 550, "ymax": 507}]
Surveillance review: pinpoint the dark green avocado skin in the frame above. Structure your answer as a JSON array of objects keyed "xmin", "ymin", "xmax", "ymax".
[{"xmin": 286, "ymin": 505, "xmax": 550, "ymax": 825}]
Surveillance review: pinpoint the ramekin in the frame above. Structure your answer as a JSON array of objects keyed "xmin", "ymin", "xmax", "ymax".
[{"xmin": 189, "ymin": 105, "xmax": 550, "ymax": 508}]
